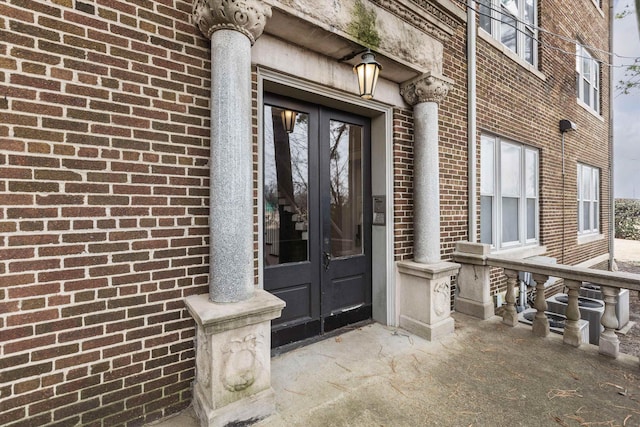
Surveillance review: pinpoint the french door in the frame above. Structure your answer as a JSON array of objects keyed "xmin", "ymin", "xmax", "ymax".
[{"xmin": 263, "ymin": 94, "xmax": 372, "ymax": 348}]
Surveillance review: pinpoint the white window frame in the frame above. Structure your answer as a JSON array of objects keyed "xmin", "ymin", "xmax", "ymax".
[
  {"xmin": 481, "ymin": 134, "xmax": 539, "ymax": 250},
  {"xmin": 577, "ymin": 163, "xmax": 600, "ymax": 235},
  {"xmin": 576, "ymin": 43, "xmax": 600, "ymax": 114},
  {"xmin": 478, "ymin": 0, "xmax": 538, "ymax": 66}
]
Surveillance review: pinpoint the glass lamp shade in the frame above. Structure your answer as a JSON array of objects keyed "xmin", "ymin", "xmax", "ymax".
[
  {"xmin": 354, "ymin": 50, "xmax": 382, "ymax": 100},
  {"xmin": 280, "ymin": 109, "xmax": 297, "ymax": 133}
]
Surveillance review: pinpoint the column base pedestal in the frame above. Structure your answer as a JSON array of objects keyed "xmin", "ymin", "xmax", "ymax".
[
  {"xmin": 185, "ymin": 290, "xmax": 285, "ymax": 427},
  {"xmin": 397, "ymin": 260, "xmax": 460, "ymax": 342},
  {"xmin": 193, "ymin": 387, "xmax": 276, "ymax": 427},
  {"xmin": 400, "ymin": 314, "xmax": 455, "ymax": 341},
  {"xmin": 452, "ymin": 242, "xmax": 493, "ymax": 320},
  {"xmin": 599, "ymin": 331, "xmax": 620, "ymax": 359},
  {"xmin": 455, "ymin": 297, "xmax": 494, "ymax": 320}
]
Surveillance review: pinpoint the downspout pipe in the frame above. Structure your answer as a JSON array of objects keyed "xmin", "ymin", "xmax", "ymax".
[
  {"xmin": 609, "ymin": 0, "xmax": 616, "ymax": 270},
  {"xmin": 467, "ymin": 0, "xmax": 477, "ymax": 242}
]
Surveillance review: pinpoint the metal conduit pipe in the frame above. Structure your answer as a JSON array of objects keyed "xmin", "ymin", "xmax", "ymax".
[
  {"xmin": 467, "ymin": 0, "xmax": 478, "ymax": 243},
  {"xmin": 609, "ymin": 0, "xmax": 616, "ymax": 271}
]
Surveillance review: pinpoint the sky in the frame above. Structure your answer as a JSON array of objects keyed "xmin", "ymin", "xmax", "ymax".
[{"xmin": 613, "ymin": 0, "xmax": 640, "ymax": 199}]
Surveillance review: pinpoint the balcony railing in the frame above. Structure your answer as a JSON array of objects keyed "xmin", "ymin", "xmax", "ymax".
[{"xmin": 452, "ymin": 242, "xmax": 640, "ymax": 361}]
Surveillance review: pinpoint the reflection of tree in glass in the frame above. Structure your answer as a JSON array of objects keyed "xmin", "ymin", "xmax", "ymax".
[
  {"xmin": 263, "ymin": 107, "xmax": 309, "ymax": 221},
  {"xmin": 288, "ymin": 114, "xmax": 309, "ymax": 222},
  {"xmin": 329, "ymin": 121, "xmax": 350, "ymax": 209}
]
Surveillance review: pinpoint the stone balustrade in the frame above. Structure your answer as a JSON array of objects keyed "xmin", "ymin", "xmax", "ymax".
[{"xmin": 452, "ymin": 242, "xmax": 640, "ymax": 362}]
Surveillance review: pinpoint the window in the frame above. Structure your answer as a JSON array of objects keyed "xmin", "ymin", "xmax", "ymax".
[
  {"xmin": 479, "ymin": 0, "xmax": 538, "ymax": 66},
  {"xmin": 481, "ymin": 134, "xmax": 539, "ymax": 249},
  {"xmin": 576, "ymin": 44, "xmax": 600, "ymax": 114},
  {"xmin": 577, "ymin": 163, "xmax": 600, "ymax": 235}
]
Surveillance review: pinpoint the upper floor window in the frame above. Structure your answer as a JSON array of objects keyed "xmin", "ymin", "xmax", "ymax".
[
  {"xmin": 481, "ymin": 134, "xmax": 539, "ymax": 250},
  {"xmin": 576, "ymin": 44, "xmax": 600, "ymax": 114},
  {"xmin": 479, "ymin": 0, "xmax": 538, "ymax": 66},
  {"xmin": 577, "ymin": 163, "xmax": 600, "ymax": 235}
]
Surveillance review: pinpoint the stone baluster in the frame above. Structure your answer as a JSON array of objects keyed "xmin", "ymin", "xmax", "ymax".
[
  {"xmin": 531, "ymin": 273, "xmax": 549, "ymax": 337},
  {"xmin": 502, "ymin": 269, "xmax": 518, "ymax": 326},
  {"xmin": 599, "ymin": 285, "xmax": 620, "ymax": 358},
  {"xmin": 563, "ymin": 279, "xmax": 583, "ymax": 347}
]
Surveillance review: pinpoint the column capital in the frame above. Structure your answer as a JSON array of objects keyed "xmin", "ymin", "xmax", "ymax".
[
  {"xmin": 400, "ymin": 72, "xmax": 453, "ymax": 106},
  {"xmin": 192, "ymin": 0, "xmax": 272, "ymax": 45}
]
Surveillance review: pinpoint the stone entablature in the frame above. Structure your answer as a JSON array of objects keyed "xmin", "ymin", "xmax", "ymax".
[
  {"xmin": 370, "ymin": 0, "xmax": 464, "ymax": 42},
  {"xmin": 265, "ymin": 0, "xmax": 448, "ymax": 76},
  {"xmin": 193, "ymin": 0, "xmax": 272, "ymax": 44}
]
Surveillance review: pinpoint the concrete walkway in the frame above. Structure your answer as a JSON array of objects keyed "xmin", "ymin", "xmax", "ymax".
[
  {"xmin": 150, "ymin": 313, "xmax": 640, "ymax": 427},
  {"xmin": 616, "ymin": 238, "xmax": 640, "ymax": 262}
]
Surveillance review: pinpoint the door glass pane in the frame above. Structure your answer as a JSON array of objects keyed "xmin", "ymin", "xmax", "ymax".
[
  {"xmin": 329, "ymin": 120, "xmax": 363, "ymax": 258},
  {"xmin": 263, "ymin": 105, "xmax": 309, "ymax": 265}
]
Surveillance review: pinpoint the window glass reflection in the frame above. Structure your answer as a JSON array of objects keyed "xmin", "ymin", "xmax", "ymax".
[
  {"xmin": 263, "ymin": 105, "xmax": 309, "ymax": 265},
  {"xmin": 329, "ymin": 120, "xmax": 363, "ymax": 258}
]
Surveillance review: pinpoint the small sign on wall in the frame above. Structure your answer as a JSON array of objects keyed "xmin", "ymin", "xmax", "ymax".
[{"xmin": 373, "ymin": 195, "xmax": 385, "ymax": 226}]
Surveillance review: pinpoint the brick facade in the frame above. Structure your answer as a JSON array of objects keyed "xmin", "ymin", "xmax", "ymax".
[
  {"xmin": 1, "ymin": 1, "xmax": 210, "ymax": 425},
  {"xmin": 1, "ymin": 0, "xmax": 611, "ymax": 425}
]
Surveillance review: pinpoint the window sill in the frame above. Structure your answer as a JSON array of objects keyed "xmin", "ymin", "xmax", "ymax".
[
  {"xmin": 577, "ymin": 233, "xmax": 604, "ymax": 245},
  {"xmin": 576, "ymin": 98, "xmax": 604, "ymax": 122},
  {"xmin": 478, "ymin": 29, "xmax": 546, "ymax": 82},
  {"xmin": 491, "ymin": 244, "xmax": 547, "ymax": 260}
]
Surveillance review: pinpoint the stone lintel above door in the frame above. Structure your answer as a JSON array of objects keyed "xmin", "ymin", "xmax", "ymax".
[{"xmin": 261, "ymin": 0, "xmax": 464, "ymax": 85}]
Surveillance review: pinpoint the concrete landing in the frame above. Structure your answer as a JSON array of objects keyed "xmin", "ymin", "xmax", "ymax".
[{"xmin": 149, "ymin": 313, "xmax": 640, "ymax": 427}]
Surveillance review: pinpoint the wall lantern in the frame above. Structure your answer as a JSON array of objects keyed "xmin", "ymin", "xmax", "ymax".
[
  {"xmin": 354, "ymin": 49, "xmax": 382, "ymax": 100},
  {"xmin": 281, "ymin": 109, "xmax": 297, "ymax": 133}
]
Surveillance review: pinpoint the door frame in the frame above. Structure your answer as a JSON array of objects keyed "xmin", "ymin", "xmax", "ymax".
[{"xmin": 256, "ymin": 67, "xmax": 397, "ymax": 327}]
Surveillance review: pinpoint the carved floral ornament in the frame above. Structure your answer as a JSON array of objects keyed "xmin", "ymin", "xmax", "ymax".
[
  {"xmin": 192, "ymin": 0, "xmax": 272, "ymax": 44},
  {"xmin": 400, "ymin": 72, "xmax": 453, "ymax": 106},
  {"xmin": 433, "ymin": 281, "xmax": 450, "ymax": 317}
]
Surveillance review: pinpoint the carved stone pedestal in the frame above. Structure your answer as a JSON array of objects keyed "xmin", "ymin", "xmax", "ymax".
[
  {"xmin": 453, "ymin": 242, "xmax": 494, "ymax": 320},
  {"xmin": 397, "ymin": 260, "xmax": 461, "ymax": 341},
  {"xmin": 185, "ymin": 291, "xmax": 285, "ymax": 427}
]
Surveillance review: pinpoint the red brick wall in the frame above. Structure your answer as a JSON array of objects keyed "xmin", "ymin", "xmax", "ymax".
[
  {"xmin": 393, "ymin": 1, "xmax": 611, "ymax": 294},
  {"xmin": 393, "ymin": 107, "xmax": 414, "ymax": 261},
  {"xmin": 1, "ymin": 0, "xmax": 612, "ymax": 424},
  {"xmin": 1, "ymin": 1, "xmax": 210, "ymax": 425},
  {"xmin": 470, "ymin": 0, "xmax": 611, "ymax": 267}
]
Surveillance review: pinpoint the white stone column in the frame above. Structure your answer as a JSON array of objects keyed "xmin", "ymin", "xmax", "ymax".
[
  {"xmin": 396, "ymin": 73, "xmax": 460, "ymax": 341},
  {"xmin": 193, "ymin": 0, "xmax": 271, "ymax": 303},
  {"xmin": 400, "ymin": 72, "xmax": 452, "ymax": 264},
  {"xmin": 188, "ymin": 2, "xmax": 285, "ymax": 426}
]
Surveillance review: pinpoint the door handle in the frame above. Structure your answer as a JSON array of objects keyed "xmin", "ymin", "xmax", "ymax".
[{"xmin": 323, "ymin": 251, "xmax": 331, "ymax": 271}]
